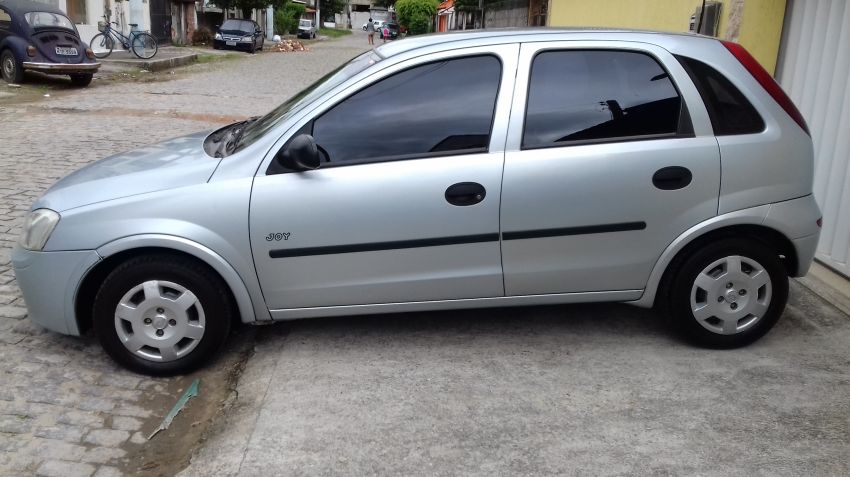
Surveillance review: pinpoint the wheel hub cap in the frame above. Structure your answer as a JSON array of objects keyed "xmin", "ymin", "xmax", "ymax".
[
  {"xmin": 690, "ymin": 255, "xmax": 772, "ymax": 335},
  {"xmin": 114, "ymin": 280, "xmax": 206, "ymax": 362}
]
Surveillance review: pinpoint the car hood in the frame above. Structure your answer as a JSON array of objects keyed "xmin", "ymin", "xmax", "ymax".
[{"xmin": 35, "ymin": 131, "xmax": 220, "ymax": 212}]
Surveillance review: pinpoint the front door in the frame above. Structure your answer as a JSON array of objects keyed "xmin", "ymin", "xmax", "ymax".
[
  {"xmin": 500, "ymin": 42, "xmax": 720, "ymax": 296},
  {"xmin": 251, "ymin": 46, "xmax": 518, "ymax": 310}
]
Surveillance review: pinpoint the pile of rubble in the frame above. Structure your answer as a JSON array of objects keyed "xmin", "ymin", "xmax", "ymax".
[{"xmin": 272, "ymin": 39, "xmax": 310, "ymax": 52}]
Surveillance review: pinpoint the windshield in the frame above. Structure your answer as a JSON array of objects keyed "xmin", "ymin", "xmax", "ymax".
[
  {"xmin": 299, "ymin": 20, "xmax": 312, "ymax": 28},
  {"xmin": 220, "ymin": 20, "xmax": 254, "ymax": 34},
  {"xmin": 236, "ymin": 51, "xmax": 380, "ymax": 150},
  {"xmin": 25, "ymin": 12, "xmax": 76, "ymax": 31}
]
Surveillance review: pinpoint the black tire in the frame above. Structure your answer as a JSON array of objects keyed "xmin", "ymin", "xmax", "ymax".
[
  {"xmin": 1, "ymin": 49, "xmax": 24, "ymax": 84},
  {"xmin": 93, "ymin": 254, "xmax": 233, "ymax": 376},
  {"xmin": 69, "ymin": 73, "xmax": 93, "ymax": 87},
  {"xmin": 664, "ymin": 238, "xmax": 788, "ymax": 349},
  {"xmin": 131, "ymin": 33, "xmax": 158, "ymax": 59},
  {"xmin": 90, "ymin": 33, "xmax": 114, "ymax": 59}
]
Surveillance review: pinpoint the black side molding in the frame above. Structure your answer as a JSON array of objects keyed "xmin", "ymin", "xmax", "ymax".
[
  {"xmin": 502, "ymin": 221, "xmax": 646, "ymax": 241},
  {"xmin": 270, "ymin": 233, "xmax": 500, "ymax": 258}
]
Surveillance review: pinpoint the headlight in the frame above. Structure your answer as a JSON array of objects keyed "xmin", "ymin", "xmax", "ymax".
[
  {"xmin": 215, "ymin": 33, "xmax": 222, "ymax": 40},
  {"xmin": 19, "ymin": 209, "xmax": 60, "ymax": 251},
  {"xmin": 242, "ymin": 36, "xmax": 252, "ymax": 41}
]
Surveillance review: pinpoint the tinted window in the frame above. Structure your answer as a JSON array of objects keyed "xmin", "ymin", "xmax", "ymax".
[
  {"xmin": 523, "ymin": 50, "xmax": 685, "ymax": 149},
  {"xmin": 311, "ymin": 55, "xmax": 501, "ymax": 164},
  {"xmin": 676, "ymin": 55, "xmax": 765, "ymax": 135},
  {"xmin": 220, "ymin": 20, "xmax": 254, "ymax": 33}
]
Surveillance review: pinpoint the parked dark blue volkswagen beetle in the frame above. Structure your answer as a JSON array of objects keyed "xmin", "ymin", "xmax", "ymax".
[{"xmin": 0, "ymin": 0, "xmax": 100, "ymax": 86}]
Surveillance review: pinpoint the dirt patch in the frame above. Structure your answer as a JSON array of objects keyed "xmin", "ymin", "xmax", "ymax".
[{"xmin": 117, "ymin": 326, "xmax": 257, "ymax": 477}]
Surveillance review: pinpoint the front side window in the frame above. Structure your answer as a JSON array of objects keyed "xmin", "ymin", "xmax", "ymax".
[
  {"xmin": 311, "ymin": 55, "xmax": 501, "ymax": 165},
  {"xmin": 24, "ymin": 12, "xmax": 75, "ymax": 31},
  {"xmin": 523, "ymin": 50, "xmax": 687, "ymax": 149}
]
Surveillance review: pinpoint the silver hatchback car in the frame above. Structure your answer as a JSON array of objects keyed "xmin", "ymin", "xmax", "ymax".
[{"xmin": 13, "ymin": 30, "xmax": 821, "ymax": 375}]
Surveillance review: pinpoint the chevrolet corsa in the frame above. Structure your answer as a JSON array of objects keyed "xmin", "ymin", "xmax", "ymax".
[{"xmin": 13, "ymin": 30, "xmax": 822, "ymax": 375}]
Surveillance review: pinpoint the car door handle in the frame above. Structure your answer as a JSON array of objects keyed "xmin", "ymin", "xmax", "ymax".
[
  {"xmin": 652, "ymin": 166, "xmax": 692, "ymax": 190},
  {"xmin": 445, "ymin": 182, "xmax": 486, "ymax": 206}
]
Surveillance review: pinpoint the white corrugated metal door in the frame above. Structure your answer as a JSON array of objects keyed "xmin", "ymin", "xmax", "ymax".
[{"xmin": 777, "ymin": 0, "xmax": 850, "ymax": 278}]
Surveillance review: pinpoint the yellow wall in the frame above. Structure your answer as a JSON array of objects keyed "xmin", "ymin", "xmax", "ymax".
[{"xmin": 548, "ymin": 0, "xmax": 786, "ymax": 74}]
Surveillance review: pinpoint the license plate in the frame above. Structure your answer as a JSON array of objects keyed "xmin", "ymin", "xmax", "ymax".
[
  {"xmin": 55, "ymin": 47, "xmax": 78, "ymax": 56},
  {"xmin": 226, "ymin": 41, "xmax": 237, "ymax": 46}
]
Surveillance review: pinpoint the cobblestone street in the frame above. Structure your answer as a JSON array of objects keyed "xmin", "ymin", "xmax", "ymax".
[{"xmin": 0, "ymin": 33, "xmax": 368, "ymax": 476}]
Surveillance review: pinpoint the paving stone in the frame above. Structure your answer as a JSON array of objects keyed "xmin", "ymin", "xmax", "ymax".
[
  {"xmin": 34, "ymin": 424, "xmax": 86, "ymax": 442},
  {"xmin": 35, "ymin": 460, "xmax": 96, "ymax": 477},
  {"xmin": 84, "ymin": 429, "xmax": 130, "ymax": 447},
  {"xmin": 128, "ymin": 431, "xmax": 147, "ymax": 445},
  {"xmin": 81, "ymin": 446, "xmax": 127, "ymax": 464},
  {"xmin": 93, "ymin": 466, "xmax": 124, "ymax": 477},
  {"xmin": 57, "ymin": 410, "xmax": 104, "ymax": 428},
  {"xmin": 0, "ymin": 414, "xmax": 32, "ymax": 434},
  {"xmin": 25, "ymin": 438, "xmax": 88, "ymax": 461},
  {"xmin": 0, "ymin": 305, "xmax": 26, "ymax": 319},
  {"xmin": 110, "ymin": 416, "xmax": 142, "ymax": 432}
]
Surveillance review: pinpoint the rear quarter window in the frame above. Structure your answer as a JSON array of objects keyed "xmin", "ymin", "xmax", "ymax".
[{"xmin": 676, "ymin": 55, "xmax": 765, "ymax": 135}]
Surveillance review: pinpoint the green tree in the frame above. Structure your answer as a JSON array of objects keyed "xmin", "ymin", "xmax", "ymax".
[
  {"xmin": 320, "ymin": 0, "xmax": 346, "ymax": 20},
  {"xmin": 274, "ymin": 2, "xmax": 306, "ymax": 34},
  {"xmin": 395, "ymin": 0, "xmax": 438, "ymax": 35}
]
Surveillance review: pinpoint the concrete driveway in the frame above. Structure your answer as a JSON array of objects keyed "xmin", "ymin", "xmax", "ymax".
[{"xmin": 181, "ymin": 280, "xmax": 850, "ymax": 476}]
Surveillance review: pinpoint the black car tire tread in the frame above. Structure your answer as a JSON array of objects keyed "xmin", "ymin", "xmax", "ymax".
[
  {"xmin": 93, "ymin": 254, "xmax": 233, "ymax": 376},
  {"xmin": 664, "ymin": 237, "xmax": 788, "ymax": 349},
  {"xmin": 1, "ymin": 49, "xmax": 24, "ymax": 83}
]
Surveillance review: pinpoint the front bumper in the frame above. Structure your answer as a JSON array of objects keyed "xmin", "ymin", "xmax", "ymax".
[
  {"xmin": 23, "ymin": 61, "xmax": 101, "ymax": 75},
  {"xmin": 11, "ymin": 246, "xmax": 101, "ymax": 336},
  {"xmin": 213, "ymin": 39, "xmax": 254, "ymax": 51}
]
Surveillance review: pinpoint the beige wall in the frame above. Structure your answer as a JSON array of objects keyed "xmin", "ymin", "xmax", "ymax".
[{"xmin": 548, "ymin": 0, "xmax": 787, "ymax": 74}]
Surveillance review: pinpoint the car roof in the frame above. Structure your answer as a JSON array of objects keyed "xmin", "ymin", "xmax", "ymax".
[
  {"xmin": 374, "ymin": 27, "xmax": 713, "ymax": 59},
  {"xmin": 0, "ymin": 0, "xmax": 66, "ymax": 15}
]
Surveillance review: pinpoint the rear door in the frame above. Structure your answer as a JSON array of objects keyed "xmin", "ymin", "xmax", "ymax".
[{"xmin": 500, "ymin": 41, "xmax": 720, "ymax": 295}]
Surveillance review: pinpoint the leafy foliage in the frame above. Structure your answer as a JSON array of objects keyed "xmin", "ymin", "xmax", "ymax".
[
  {"xmin": 191, "ymin": 27, "xmax": 215, "ymax": 45},
  {"xmin": 274, "ymin": 2, "xmax": 306, "ymax": 35},
  {"xmin": 395, "ymin": 0, "xmax": 438, "ymax": 35},
  {"xmin": 320, "ymin": 0, "xmax": 347, "ymax": 18}
]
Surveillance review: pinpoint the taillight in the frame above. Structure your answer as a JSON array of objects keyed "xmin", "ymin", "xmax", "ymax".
[
  {"xmin": 721, "ymin": 40, "xmax": 810, "ymax": 136},
  {"xmin": 85, "ymin": 48, "xmax": 95, "ymax": 59},
  {"xmin": 817, "ymin": 217, "xmax": 823, "ymax": 228}
]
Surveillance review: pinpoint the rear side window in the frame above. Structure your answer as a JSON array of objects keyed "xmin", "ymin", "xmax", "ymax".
[
  {"xmin": 523, "ymin": 50, "xmax": 689, "ymax": 149},
  {"xmin": 676, "ymin": 55, "xmax": 765, "ymax": 135}
]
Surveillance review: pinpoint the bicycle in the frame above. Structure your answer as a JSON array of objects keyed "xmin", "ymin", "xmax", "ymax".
[{"xmin": 91, "ymin": 18, "xmax": 158, "ymax": 60}]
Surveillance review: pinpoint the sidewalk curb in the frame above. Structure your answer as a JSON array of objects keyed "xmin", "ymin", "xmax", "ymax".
[{"xmin": 795, "ymin": 262, "xmax": 850, "ymax": 318}]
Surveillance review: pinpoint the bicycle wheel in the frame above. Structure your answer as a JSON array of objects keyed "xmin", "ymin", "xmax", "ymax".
[
  {"xmin": 91, "ymin": 32, "xmax": 114, "ymax": 59},
  {"xmin": 131, "ymin": 33, "xmax": 158, "ymax": 59}
]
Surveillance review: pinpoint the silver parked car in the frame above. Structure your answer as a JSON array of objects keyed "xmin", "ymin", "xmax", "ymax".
[{"xmin": 13, "ymin": 30, "xmax": 821, "ymax": 375}]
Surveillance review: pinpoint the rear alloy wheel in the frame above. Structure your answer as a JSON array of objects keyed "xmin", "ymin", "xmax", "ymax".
[
  {"xmin": 667, "ymin": 238, "xmax": 788, "ymax": 348},
  {"xmin": 93, "ymin": 254, "xmax": 232, "ymax": 375},
  {"xmin": 1, "ymin": 50, "xmax": 23, "ymax": 84},
  {"xmin": 69, "ymin": 73, "xmax": 93, "ymax": 87}
]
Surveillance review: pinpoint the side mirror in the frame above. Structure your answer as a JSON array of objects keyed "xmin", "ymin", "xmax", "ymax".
[{"xmin": 276, "ymin": 134, "xmax": 320, "ymax": 171}]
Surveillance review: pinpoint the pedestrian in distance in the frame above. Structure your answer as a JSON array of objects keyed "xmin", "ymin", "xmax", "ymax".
[
  {"xmin": 366, "ymin": 18, "xmax": 375, "ymax": 45},
  {"xmin": 382, "ymin": 24, "xmax": 390, "ymax": 43}
]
